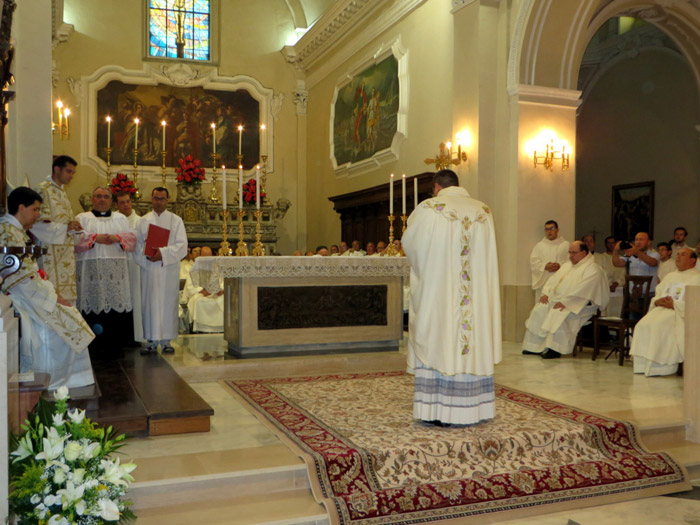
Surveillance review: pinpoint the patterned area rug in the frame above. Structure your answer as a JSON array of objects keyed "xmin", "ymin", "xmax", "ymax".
[{"xmin": 225, "ymin": 372, "xmax": 689, "ymax": 524}]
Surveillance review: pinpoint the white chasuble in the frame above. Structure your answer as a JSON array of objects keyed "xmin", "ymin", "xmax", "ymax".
[
  {"xmin": 135, "ymin": 210, "xmax": 188, "ymax": 341},
  {"xmin": 530, "ymin": 236, "xmax": 569, "ymax": 292},
  {"xmin": 630, "ymin": 269, "xmax": 700, "ymax": 376},
  {"xmin": 31, "ymin": 176, "xmax": 78, "ymax": 302},
  {"xmin": 0, "ymin": 216, "xmax": 94, "ymax": 389}
]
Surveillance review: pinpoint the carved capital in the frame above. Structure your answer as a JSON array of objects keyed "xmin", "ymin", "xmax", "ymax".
[{"xmin": 293, "ymin": 89, "xmax": 308, "ymax": 115}]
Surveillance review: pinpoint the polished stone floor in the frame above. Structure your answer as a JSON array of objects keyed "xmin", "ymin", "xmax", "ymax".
[{"xmin": 122, "ymin": 333, "xmax": 700, "ymax": 523}]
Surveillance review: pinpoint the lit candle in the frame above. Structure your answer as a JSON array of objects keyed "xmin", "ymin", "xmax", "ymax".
[
  {"xmin": 255, "ymin": 165, "xmax": 261, "ymax": 209},
  {"xmin": 64, "ymin": 108, "xmax": 70, "ymax": 135},
  {"xmin": 401, "ymin": 174, "xmax": 406, "ymax": 215},
  {"xmin": 237, "ymin": 125, "xmax": 243, "ymax": 156},
  {"xmin": 389, "ymin": 173, "xmax": 394, "ymax": 215},
  {"xmin": 211, "ymin": 123, "xmax": 216, "ymax": 156},
  {"xmin": 106, "ymin": 116, "xmax": 112, "ymax": 147},
  {"xmin": 414, "ymin": 176, "xmax": 418, "ymax": 209},
  {"xmin": 260, "ymin": 123, "xmax": 266, "ymax": 151},
  {"xmin": 238, "ymin": 164, "xmax": 243, "ymax": 209},
  {"xmin": 161, "ymin": 120, "xmax": 166, "ymax": 150},
  {"xmin": 56, "ymin": 101, "xmax": 63, "ymax": 133},
  {"xmin": 222, "ymin": 165, "xmax": 227, "ymax": 210},
  {"xmin": 134, "ymin": 118, "xmax": 139, "ymax": 150}
]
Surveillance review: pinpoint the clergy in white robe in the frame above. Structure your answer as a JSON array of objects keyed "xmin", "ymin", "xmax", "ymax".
[
  {"xmin": 30, "ymin": 156, "xmax": 83, "ymax": 303},
  {"xmin": 530, "ymin": 221, "xmax": 569, "ymax": 299},
  {"xmin": 75, "ymin": 188, "xmax": 137, "ymax": 357},
  {"xmin": 1, "ymin": 187, "xmax": 95, "ymax": 389},
  {"xmin": 185, "ymin": 247, "xmax": 223, "ymax": 332},
  {"xmin": 630, "ymin": 249, "xmax": 700, "ymax": 376},
  {"xmin": 134, "ymin": 187, "xmax": 188, "ymax": 353},
  {"xmin": 522, "ymin": 242, "xmax": 610, "ymax": 358},
  {"xmin": 116, "ymin": 191, "xmax": 144, "ymax": 343},
  {"xmin": 403, "ymin": 169, "xmax": 501, "ymax": 426},
  {"xmin": 657, "ymin": 243, "xmax": 676, "ymax": 283}
]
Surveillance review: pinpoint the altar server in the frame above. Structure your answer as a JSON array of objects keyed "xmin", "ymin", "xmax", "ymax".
[
  {"xmin": 75, "ymin": 187, "xmax": 137, "ymax": 356},
  {"xmin": 31, "ymin": 155, "xmax": 83, "ymax": 303},
  {"xmin": 630, "ymin": 248, "xmax": 700, "ymax": 376},
  {"xmin": 403, "ymin": 169, "xmax": 501, "ymax": 426},
  {"xmin": 522, "ymin": 241, "xmax": 609, "ymax": 359},
  {"xmin": 530, "ymin": 220, "xmax": 569, "ymax": 299},
  {"xmin": 186, "ymin": 246, "xmax": 224, "ymax": 332},
  {"xmin": 134, "ymin": 187, "xmax": 188, "ymax": 354},
  {"xmin": 1, "ymin": 187, "xmax": 94, "ymax": 389},
  {"xmin": 116, "ymin": 191, "xmax": 144, "ymax": 343}
]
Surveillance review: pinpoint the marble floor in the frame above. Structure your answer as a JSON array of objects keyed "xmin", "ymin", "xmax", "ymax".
[{"xmin": 122, "ymin": 333, "xmax": 700, "ymax": 523}]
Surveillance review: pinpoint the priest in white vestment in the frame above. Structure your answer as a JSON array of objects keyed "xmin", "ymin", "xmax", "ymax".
[
  {"xmin": 134, "ymin": 187, "xmax": 188, "ymax": 354},
  {"xmin": 185, "ymin": 247, "xmax": 224, "ymax": 332},
  {"xmin": 1, "ymin": 187, "xmax": 95, "ymax": 389},
  {"xmin": 75, "ymin": 188, "xmax": 137, "ymax": 357},
  {"xmin": 31, "ymin": 155, "xmax": 83, "ymax": 303},
  {"xmin": 530, "ymin": 220, "xmax": 569, "ymax": 299},
  {"xmin": 403, "ymin": 169, "xmax": 501, "ymax": 426},
  {"xmin": 522, "ymin": 241, "xmax": 610, "ymax": 359},
  {"xmin": 630, "ymin": 248, "xmax": 700, "ymax": 376},
  {"xmin": 116, "ymin": 191, "xmax": 144, "ymax": 343}
]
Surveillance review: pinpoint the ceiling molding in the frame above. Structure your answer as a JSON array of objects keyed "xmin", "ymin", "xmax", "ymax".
[{"xmin": 511, "ymin": 83, "xmax": 582, "ymax": 107}]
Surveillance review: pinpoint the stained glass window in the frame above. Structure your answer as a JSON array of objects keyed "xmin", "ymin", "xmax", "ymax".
[{"xmin": 149, "ymin": 0, "xmax": 210, "ymax": 61}]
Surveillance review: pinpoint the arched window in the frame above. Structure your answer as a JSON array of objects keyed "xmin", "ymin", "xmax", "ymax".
[{"xmin": 148, "ymin": 0, "xmax": 211, "ymax": 61}]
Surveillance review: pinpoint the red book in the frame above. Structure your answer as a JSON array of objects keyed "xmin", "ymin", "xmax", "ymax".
[{"xmin": 144, "ymin": 224, "xmax": 170, "ymax": 258}]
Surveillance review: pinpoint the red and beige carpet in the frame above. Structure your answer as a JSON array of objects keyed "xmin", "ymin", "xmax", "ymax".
[{"xmin": 225, "ymin": 371, "xmax": 689, "ymax": 524}]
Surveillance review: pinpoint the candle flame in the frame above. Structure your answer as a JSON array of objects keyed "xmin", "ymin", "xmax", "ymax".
[
  {"xmin": 237, "ymin": 125, "xmax": 243, "ymax": 131},
  {"xmin": 260, "ymin": 124, "xmax": 266, "ymax": 130},
  {"xmin": 161, "ymin": 120, "xmax": 166, "ymax": 126},
  {"xmin": 211, "ymin": 122, "xmax": 216, "ymax": 129},
  {"xmin": 239, "ymin": 164, "xmax": 243, "ymax": 169},
  {"xmin": 56, "ymin": 100, "xmax": 63, "ymax": 108},
  {"xmin": 390, "ymin": 173, "xmax": 394, "ymax": 178},
  {"xmin": 134, "ymin": 118, "xmax": 139, "ymax": 124},
  {"xmin": 106, "ymin": 116, "xmax": 112, "ymax": 122},
  {"xmin": 222, "ymin": 165, "xmax": 226, "ymax": 169},
  {"xmin": 402, "ymin": 173, "xmax": 406, "ymax": 178},
  {"xmin": 64, "ymin": 108, "xmax": 71, "ymax": 117}
]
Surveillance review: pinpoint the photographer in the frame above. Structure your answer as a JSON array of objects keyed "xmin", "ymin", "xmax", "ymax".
[{"xmin": 612, "ymin": 232, "xmax": 660, "ymax": 296}]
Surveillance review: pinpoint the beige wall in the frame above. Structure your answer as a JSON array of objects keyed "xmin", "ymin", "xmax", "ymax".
[{"xmin": 576, "ymin": 48, "xmax": 700, "ymax": 245}]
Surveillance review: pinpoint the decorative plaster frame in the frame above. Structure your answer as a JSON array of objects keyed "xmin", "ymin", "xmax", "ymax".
[
  {"xmin": 330, "ymin": 38, "xmax": 408, "ymax": 179},
  {"xmin": 77, "ymin": 63, "xmax": 276, "ymax": 182}
]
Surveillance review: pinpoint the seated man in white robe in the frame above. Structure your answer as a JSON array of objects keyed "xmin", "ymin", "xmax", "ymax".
[
  {"xmin": 185, "ymin": 246, "xmax": 223, "ymax": 332},
  {"xmin": 0, "ymin": 187, "xmax": 95, "ymax": 389},
  {"xmin": 522, "ymin": 241, "xmax": 610, "ymax": 359},
  {"xmin": 630, "ymin": 248, "xmax": 700, "ymax": 376}
]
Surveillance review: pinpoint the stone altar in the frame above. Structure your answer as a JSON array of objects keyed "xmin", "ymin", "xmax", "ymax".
[{"xmin": 191, "ymin": 256, "xmax": 410, "ymax": 357}]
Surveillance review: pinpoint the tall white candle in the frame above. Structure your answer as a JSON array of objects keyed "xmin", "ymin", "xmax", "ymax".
[
  {"xmin": 222, "ymin": 165, "xmax": 227, "ymax": 210},
  {"xmin": 255, "ymin": 165, "xmax": 261, "ymax": 209},
  {"xmin": 401, "ymin": 174, "xmax": 406, "ymax": 215},
  {"xmin": 238, "ymin": 165, "xmax": 243, "ymax": 209},
  {"xmin": 389, "ymin": 173, "xmax": 394, "ymax": 215},
  {"xmin": 134, "ymin": 118, "xmax": 139, "ymax": 150},
  {"xmin": 211, "ymin": 123, "xmax": 216, "ymax": 155},
  {"xmin": 238, "ymin": 125, "xmax": 243, "ymax": 156},
  {"xmin": 57, "ymin": 101, "xmax": 63, "ymax": 133},
  {"xmin": 64, "ymin": 109, "xmax": 70, "ymax": 135},
  {"xmin": 106, "ymin": 116, "xmax": 111, "ymax": 147},
  {"xmin": 414, "ymin": 176, "xmax": 418, "ymax": 209},
  {"xmin": 161, "ymin": 120, "xmax": 166, "ymax": 149}
]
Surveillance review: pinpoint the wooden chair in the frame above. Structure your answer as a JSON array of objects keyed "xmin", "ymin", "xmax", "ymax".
[
  {"xmin": 592, "ymin": 275, "xmax": 653, "ymax": 365},
  {"xmin": 573, "ymin": 309, "xmax": 600, "ymax": 356}
]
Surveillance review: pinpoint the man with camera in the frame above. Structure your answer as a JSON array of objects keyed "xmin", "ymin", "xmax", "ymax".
[{"xmin": 612, "ymin": 232, "xmax": 660, "ymax": 296}]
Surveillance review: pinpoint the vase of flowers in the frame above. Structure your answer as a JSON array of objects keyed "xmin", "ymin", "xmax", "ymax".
[
  {"xmin": 242, "ymin": 178, "xmax": 265, "ymax": 205},
  {"xmin": 108, "ymin": 173, "xmax": 137, "ymax": 198},
  {"xmin": 8, "ymin": 386, "xmax": 137, "ymax": 524},
  {"xmin": 175, "ymin": 155, "xmax": 206, "ymax": 201}
]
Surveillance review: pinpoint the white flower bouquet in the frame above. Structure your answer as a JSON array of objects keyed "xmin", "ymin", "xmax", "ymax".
[{"xmin": 8, "ymin": 386, "xmax": 137, "ymax": 524}]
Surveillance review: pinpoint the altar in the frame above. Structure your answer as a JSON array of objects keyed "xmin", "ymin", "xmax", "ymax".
[{"xmin": 191, "ymin": 256, "xmax": 410, "ymax": 358}]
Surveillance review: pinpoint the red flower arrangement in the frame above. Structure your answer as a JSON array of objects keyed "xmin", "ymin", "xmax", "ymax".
[
  {"xmin": 242, "ymin": 178, "xmax": 265, "ymax": 204},
  {"xmin": 175, "ymin": 155, "xmax": 206, "ymax": 186},
  {"xmin": 109, "ymin": 173, "xmax": 137, "ymax": 195}
]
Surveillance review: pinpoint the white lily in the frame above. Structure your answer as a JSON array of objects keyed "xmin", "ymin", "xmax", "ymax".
[
  {"xmin": 75, "ymin": 499, "xmax": 86, "ymax": 515},
  {"xmin": 99, "ymin": 457, "xmax": 136, "ymax": 486},
  {"xmin": 35, "ymin": 427, "xmax": 68, "ymax": 462},
  {"xmin": 53, "ymin": 386, "xmax": 69, "ymax": 401},
  {"xmin": 79, "ymin": 441, "xmax": 100, "ymax": 460},
  {"xmin": 10, "ymin": 433, "xmax": 34, "ymax": 462},
  {"xmin": 48, "ymin": 514, "xmax": 69, "ymax": 525},
  {"xmin": 72, "ymin": 468, "xmax": 86, "ymax": 485},
  {"xmin": 96, "ymin": 498, "xmax": 120, "ymax": 521},
  {"xmin": 56, "ymin": 481, "xmax": 85, "ymax": 509},
  {"xmin": 30, "ymin": 494, "xmax": 41, "ymax": 505},
  {"xmin": 53, "ymin": 468, "xmax": 66, "ymax": 485},
  {"xmin": 52, "ymin": 412, "xmax": 65, "ymax": 427},
  {"xmin": 43, "ymin": 494, "xmax": 58, "ymax": 507},
  {"xmin": 67, "ymin": 408, "xmax": 85, "ymax": 425}
]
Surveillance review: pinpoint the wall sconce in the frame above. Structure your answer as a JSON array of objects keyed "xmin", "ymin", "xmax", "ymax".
[
  {"xmin": 530, "ymin": 130, "xmax": 569, "ymax": 171},
  {"xmin": 54, "ymin": 100, "xmax": 71, "ymax": 140},
  {"xmin": 424, "ymin": 138, "xmax": 468, "ymax": 171}
]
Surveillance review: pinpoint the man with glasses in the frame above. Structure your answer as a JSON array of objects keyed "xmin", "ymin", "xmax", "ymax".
[
  {"xmin": 530, "ymin": 220, "xmax": 569, "ymax": 301},
  {"xmin": 134, "ymin": 187, "xmax": 188, "ymax": 354}
]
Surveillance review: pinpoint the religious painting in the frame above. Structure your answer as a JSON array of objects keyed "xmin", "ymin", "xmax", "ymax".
[
  {"xmin": 611, "ymin": 181, "xmax": 655, "ymax": 242},
  {"xmin": 96, "ymin": 80, "xmax": 260, "ymax": 169},
  {"xmin": 332, "ymin": 55, "xmax": 399, "ymax": 166}
]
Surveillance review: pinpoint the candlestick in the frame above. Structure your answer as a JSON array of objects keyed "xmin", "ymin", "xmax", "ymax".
[
  {"xmin": 105, "ymin": 147, "xmax": 112, "ymax": 184},
  {"xmin": 209, "ymin": 152, "xmax": 220, "ymax": 204},
  {"xmin": 401, "ymin": 173, "xmax": 406, "ymax": 215},
  {"xmin": 218, "ymin": 209, "xmax": 232, "ymax": 256},
  {"xmin": 57, "ymin": 101, "xmax": 63, "ymax": 137},
  {"xmin": 235, "ymin": 209, "xmax": 249, "ymax": 256},
  {"xmin": 252, "ymin": 209, "xmax": 265, "ymax": 256},
  {"xmin": 238, "ymin": 162, "xmax": 243, "ymax": 209},
  {"xmin": 260, "ymin": 154, "xmax": 268, "ymax": 205},
  {"xmin": 161, "ymin": 120, "xmax": 166, "ymax": 149},
  {"xmin": 414, "ymin": 176, "xmax": 418, "ymax": 209},
  {"xmin": 222, "ymin": 165, "xmax": 227, "ymax": 210},
  {"xmin": 401, "ymin": 214, "xmax": 407, "ymax": 235},
  {"xmin": 255, "ymin": 165, "xmax": 260, "ymax": 209},
  {"xmin": 134, "ymin": 118, "xmax": 139, "ymax": 151},
  {"xmin": 211, "ymin": 122, "xmax": 216, "ymax": 156},
  {"xmin": 64, "ymin": 109, "xmax": 70, "ymax": 139},
  {"xmin": 389, "ymin": 173, "xmax": 394, "ymax": 215},
  {"xmin": 133, "ymin": 147, "xmax": 141, "ymax": 201},
  {"xmin": 384, "ymin": 215, "xmax": 399, "ymax": 257},
  {"xmin": 160, "ymin": 149, "xmax": 167, "ymax": 187}
]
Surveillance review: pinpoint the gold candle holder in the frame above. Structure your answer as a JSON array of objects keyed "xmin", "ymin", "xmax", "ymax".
[
  {"xmin": 235, "ymin": 209, "xmax": 249, "ymax": 256},
  {"xmin": 218, "ymin": 209, "xmax": 232, "ymax": 256},
  {"xmin": 209, "ymin": 153, "xmax": 220, "ymax": 203},
  {"xmin": 384, "ymin": 214, "xmax": 399, "ymax": 257},
  {"xmin": 105, "ymin": 146, "xmax": 112, "ymax": 184},
  {"xmin": 133, "ymin": 147, "xmax": 141, "ymax": 200},
  {"xmin": 260, "ymin": 154, "xmax": 268, "ymax": 205},
  {"xmin": 400, "ymin": 214, "xmax": 407, "ymax": 234},
  {"xmin": 251, "ymin": 209, "xmax": 265, "ymax": 256},
  {"xmin": 160, "ymin": 149, "xmax": 167, "ymax": 187}
]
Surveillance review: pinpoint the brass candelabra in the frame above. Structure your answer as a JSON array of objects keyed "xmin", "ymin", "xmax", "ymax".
[
  {"xmin": 424, "ymin": 142, "xmax": 467, "ymax": 171},
  {"xmin": 160, "ymin": 150, "xmax": 167, "ymax": 187},
  {"xmin": 384, "ymin": 214, "xmax": 399, "ymax": 257},
  {"xmin": 235, "ymin": 209, "xmax": 249, "ymax": 256},
  {"xmin": 218, "ymin": 209, "xmax": 232, "ymax": 256},
  {"xmin": 133, "ymin": 148, "xmax": 141, "ymax": 200},
  {"xmin": 209, "ymin": 153, "xmax": 220, "ymax": 203},
  {"xmin": 260, "ymin": 155, "xmax": 268, "ymax": 205},
  {"xmin": 251, "ymin": 209, "xmax": 265, "ymax": 256},
  {"xmin": 105, "ymin": 146, "xmax": 112, "ymax": 184}
]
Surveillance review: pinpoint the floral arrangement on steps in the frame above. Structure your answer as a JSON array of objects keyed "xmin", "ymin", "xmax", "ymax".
[
  {"xmin": 108, "ymin": 173, "xmax": 137, "ymax": 196},
  {"xmin": 242, "ymin": 178, "xmax": 265, "ymax": 205},
  {"xmin": 175, "ymin": 155, "xmax": 206, "ymax": 186},
  {"xmin": 8, "ymin": 386, "xmax": 137, "ymax": 524}
]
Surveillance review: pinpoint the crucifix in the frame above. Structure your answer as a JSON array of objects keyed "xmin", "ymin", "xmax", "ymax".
[{"xmin": 175, "ymin": 0, "xmax": 186, "ymax": 59}]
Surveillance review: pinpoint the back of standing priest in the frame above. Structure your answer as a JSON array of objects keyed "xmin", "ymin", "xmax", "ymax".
[{"xmin": 403, "ymin": 169, "xmax": 502, "ymax": 426}]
